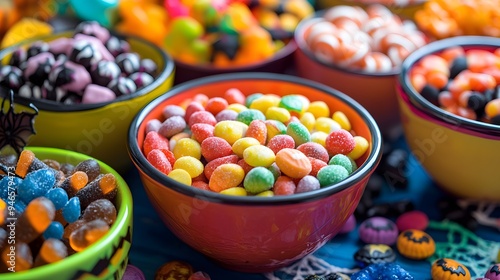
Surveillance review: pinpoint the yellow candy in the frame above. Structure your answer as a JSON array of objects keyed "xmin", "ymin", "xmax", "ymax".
[
  {"xmin": 213, "ymin": 120, "xmax": 248, "ymax": 145},
  {"xmin": 249, "ymin": 95, "xmax": 280, "ymax": 114},
  {"xmin": 348, "ymin": 136, "xmax": 370, "ymax": 160},
  {"xmin": 265, "ymin": 106, "xmax": 291, "ymax": 123},
  {"xmin": 307, "ymin": 101, "xmax": 330, "ymax": 118},
  {"xmin": 168, "ymin": 169, "xmax": 192, "ymax": 186},
  {"xmin": 332, "ymin": 111, "xmax": 351, "ymax": 131},
  {"xmin": 232, "ymin": 137, "xmax": 261, "ymax": 158},
  {"xmin": 169, "ymin": 132, "xmax": 191, "ymax": 151},
  {"xmin": 300, "ymin": 112, "xmax": 316, "ymax": 132},
  {"xmin": 314, "ymin": 117, "xmax": 341, "ymax": 134},
  {"xmin": 173, "ymin": 156, "xmax": 204, "ymax": 178},
  {"xmin": 173, "ymin": 138, "xmax": 201, "ymax": 160},
  {"xmin": 256, "ymin": 190, "xmax": 274, "ymax": 197},
  {"xmin": 209, "ymin": 163, "xmax": 245, "ymax": 192},
  {"xmin": 227, "ymin": 103, "xmax": 248, "ymax": 113},
  {"xmin": 243, "ymin": 145, "xmax": 276, "ymax": 167},
  {"xmin": 311, "ymin": 131, "xmax": 328, "ymax": 147},
  {"xmin": 220, "ymin": 187, "xmax": 248, "ymax": 196},
  {"xmin": 265, "ymin": 120, "xmax": 287, "ymax": 143}
]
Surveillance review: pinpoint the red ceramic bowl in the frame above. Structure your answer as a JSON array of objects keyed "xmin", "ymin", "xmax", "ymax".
[
  {"xmin": 173, "ymin": 40, "xmax": 296, "ymax": 85},
  {"xmin": 127, "ymin": 73, "xmax": 382, "ymax": 272}
]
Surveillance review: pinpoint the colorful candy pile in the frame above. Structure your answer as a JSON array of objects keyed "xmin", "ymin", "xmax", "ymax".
[
  {"xmin": 116, "ymin": 0, "xmax": 314, "ymax": 67},
  {"xmin": 409, "ymin": 46, "xmax": 500, "ymax": 124},
  {"xmin": 301, "ymin": 4, "xmax": 427, "ymax": 72},
  {"xmin": 414, "ymin": 0, "xmax": 500, "ymax": 39},
  {"xmin": 0, "ymin": 21, "xmax": 158, "ymax": 105},
  {"xmin": 347, "ymin": 0, "xmax": 425, "ymax": 6},
  {"xmin": 142, "ymin": 88, "xmax": 370, "ymax": 196},
  {"xmin": 0, "ymin": 150, "xmax": 118, "ymax": 271}
]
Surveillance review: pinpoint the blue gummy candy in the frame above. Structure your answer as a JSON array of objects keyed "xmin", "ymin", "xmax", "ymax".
[
  {"xmin": 351, "ymin": 263, "xmax": 414, "ymax": 280},
  {"xmin": 44, "ymin": 188, "xmax": 69, "ymax": 210},
  {"xmin": 18, "ymin": 169, "xmax": 56, "ymax": 204},
  {"xmin": 0, "ymin": 176, "xmax": 22, "ymax": 201},
  {"xmin": 62, "ymin": 196, "xmax": 81, "ymax": 223},
  {"xmin": 13, "ymin": 200, "xmax": 26, "ymax": 214},
  {"xmin": 43, "ymin": 221, "xmax": 64, "ymax": 240}
]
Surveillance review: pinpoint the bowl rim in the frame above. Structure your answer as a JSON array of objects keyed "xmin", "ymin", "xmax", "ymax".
[
  {"xmin": 293, "ymin": 11, "xmax": 401, "ymax": 77},
  {"xmin": 172, "ymin": 38, "xmax": 297, "ymax": 72},
  {"xmin": 128, "ymin": 72, "xmax": 382, "ymax": 206},
  {"xmin": 399, "ymin": 35, "xmax": 500, "ymax": 135},
  {"xmin": 0, "ymin": 147, "xmax": 133, "ymax": 279},
  {"xmin": 0, "ymin": 31, "xmax": 175, "ymax": 112}
]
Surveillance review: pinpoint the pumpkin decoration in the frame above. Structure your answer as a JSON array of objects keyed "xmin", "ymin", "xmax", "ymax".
[
  {"xmin": 431, "ymin": 258, "xmax": 471, "ymax": 280},
  {"xmin": 484, "ymin": 263, "xmax": 500, "ymax": 280},
  {"xmin": 354, "ymin": 244, "xmax": 396, "ymax": 268},
  {"xmin": 396, "ymin": 229, "xmax": 435, "ymax": 260}
]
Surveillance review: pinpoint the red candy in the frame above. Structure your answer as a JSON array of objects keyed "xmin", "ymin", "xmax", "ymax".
[
  {"xmin": 146, "ymin": 149, "xmax": 172, "ymax": 175},
  {"xmin": 184, "ymin": 102, "xmax": 205, "ymax": 122},
  {"xmin": 200, "ymin": 137, "xmax": 233, "ymax": 162},
  {"xmin": 143, "ymin": 131, "xmax": 169, "ymax": 156},
  {"xmin": 396, "ymin": 210, "xmax": 429, "ymax": 232},
  {"xmin": 188, "ymin": 111, "xmax": 217, "ymax": 127},
  {"xmin": 325, "ymin": 129, "xmax": 356, "ymax": 155},
  {"xmin": 223, "ymin": 88, "xmax": 246, "ymax": 105},
  {"xmin": 203, "ymin": 155, "xmax": 239, "ymax": 180},
  {"xmin": 205, "ymin": 97, "xmax": 228, "ymax": 116},
  {"xmin": 190, "ymin": 123, "xmax": 215, "ymax": 143},
  {"xmin": 245, "ymin": 120, "xmax": 267, "ymax": 145},
  {"xmin": 308, "ymin": 157, "xmax": 327, "ymax": 177},
  {"xmin": 297, "ymin": 142, "xmax": 330, "ymax": 163},
  {"xmin": 266, "ymin": 135, "xmax": 295, "ymax": 154},
  {"xmin": 273, "ymin": 176, "xmax": 296, "ymax": 195}
]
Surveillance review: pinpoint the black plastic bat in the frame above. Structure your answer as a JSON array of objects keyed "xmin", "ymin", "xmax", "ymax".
[{"xmin": 0, "ymin": 87, "xmax": 38, "ymax": 156}]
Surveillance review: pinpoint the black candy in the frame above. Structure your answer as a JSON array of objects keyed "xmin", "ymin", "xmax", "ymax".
[
  {"xmin": 8, "ymin": 48, "xmax": 27, "ymax": 68},
  {"xmin": 490, "ymin": 114, "xmax": 500, "ymax": 125},
  {"xmin": 90, "ymin": 60, "xmax": 121, "ymax": 86},
  {"xmin": 106, "ymin": 36, "xmax": 130, "ymax": 58},
  {"xmin": 420, "ymin": 84, "xmax": 440, "ymax": 106},
  {"xmin": 129, "ymin": 72, "xmax": 154, "ymax": 88},
  {"xmin": 27, "ymin": 41, "xmax": 49, "ymax": 59},
  {"xmin": 449, "ymin": 56, "xmax": 468, "ymax": 79},
  {"xmin": 211, "ymin": 33, "xmax": 240, "ymax": 61},
  {"xmin": 108, "ymin": 76, "xmax": 136, "ymax": 97},
  {"xmin": 115, "ymin": 52, "xmax": 140, "ymax": 76},
  {"xmin": 467, "ymin": 92, "xmax": 487, "ymax": 116},
  {"xmin": 69, "ymin": 40, "xmax": 101, "ymax": 69},
  {"xmin": 49, "ymin": 61, "xmax": 76, "ymax": 87},
  {"xmin": 0, "ymin": 66, "xmax": 24, "ymax": 91}
]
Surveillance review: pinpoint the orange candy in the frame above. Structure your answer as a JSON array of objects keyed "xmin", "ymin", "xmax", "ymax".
[
  {"xmin": 208, "ymin": 163, "xmax": 245, "ymax": 192},
  {"xmin": 275, "ymin": 148, "xmax": 312, "ymax": 179}
]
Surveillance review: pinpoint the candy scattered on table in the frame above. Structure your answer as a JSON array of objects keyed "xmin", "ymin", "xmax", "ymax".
[
  {"xmin": 351, "ymin": 262, "xmax": 414, "ymax": 279},
  {"xmin": 353, "ymin": 244, "xmax": 396, "ymax": 268},
  {"xmin": 142, "ymin": 90, "xmax": 370, "ymax": 196},
  {"xmin": 396, "ymin": 229, "xmax": 436, "ymax": 260},
  {"xmin": 301, "ymin": 4, "xmax": 427, "ymax": 72},
  {"xmin": 0, "ymin": 21, "xmax": 158, "ymax": 105},
  {"xmin": 154, "ymin": 260, "xmax": 195, "ymax": 280},
  {"xmin": 396, "ymin": 210, "xmax": 429, "ymax": 232},
  {"xmin": 431, "ymin": 258, "xmax": 471, "ymax": 280},
  {"xmin": 484, "ymin": 263, "xmax": 500, "ymax": 280},
  {"xmin": 358, "ymin": 216, "xmax": 398, "ymax": 245}
]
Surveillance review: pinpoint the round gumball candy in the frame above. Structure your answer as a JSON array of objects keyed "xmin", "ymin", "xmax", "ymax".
[
  {"xmin": 0, "ymin": 65, "xmax": 24, "ymax": 91},
  {"xmin": 129, "ymin": 72, "xmax": 154, "ymax": 88},
  {"xmin": 108, "ymin": 76, "xmax": 136, "ymax": 97},
  {"xmin": 90, "ymin": 60, "xmax": 121, "ymax": 86},
  {"xmin": 354, "ymin": 244, "xmax": 396, "ymax": 268},
  {"xmin": 396, "ymin": 210, "xmax": 429, "ymax": 232},
  {"xmin": 74, "ymin": 21, "xmax": 111, "ymax": 44},
  {"xmin": 397, "ymin": 229, "xmax": 435, "ymax": 260},
  {"xmin": 358, "ymin": 216, "xmax": 399, "ymax": 245},
  {"xmin": 484, "ymin": 263, "xmax": 500, "ymax": 280},
  {"xmin": 24, "ymin": 52, "xmax": 56, "ymax": 86},
  {"xmin": 115, "ymin": 52, "xmax": 140, "ymax": 76},
  {"xmin": 431, "ymin": 258, "xmax": 471, "ymax": 280},
  {"xmin": 105, "ymin": 35, "xmax": 131, "ymax": 57},
  {"xmin": 69, "ymin": 39, "xmax": 103, "ymax": 69}
]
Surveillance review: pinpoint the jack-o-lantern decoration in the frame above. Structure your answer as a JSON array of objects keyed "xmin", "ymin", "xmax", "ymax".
[
  {"xmin": 354, "ymin": 244, "xmax": 396, "ymax": 268},
  {"xmin": 396, "ymin": 229, "xmax": 435, "ymax": 260},
  {"xmin": 484, "ymin": 263, "xmax": 500, "ymax": 280},
  {"xmin": 431, "ymin": 258, "xmax": 471, "ymax": 280}
]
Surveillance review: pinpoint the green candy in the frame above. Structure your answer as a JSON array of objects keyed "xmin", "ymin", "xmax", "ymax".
[
  {"xmin": 236, "ymin": 109, "xmax": 266, "ymax": 125},
  {"xmin": 245, "ymin": 93, "xmax": 263, "ymax": 108},
  {"xmin": 328, "ymin": 154, "xmax": 354, "ymax": 174},
  {"xmin": 279, "ymin": 95, "xmax": 303, "ymax": 114},
  {"xmin": 244, "ymin": 167, "xmax": 275, "ymax": 194},
  {"xmin": 267, "ymin": 163, "xmax": 281, "ymax": 180},
  {"xmin": 317, "ymin": 165, "xmax": 349, "ymax": 187},
  {"xmin": 286, "ymin": 122, "xmax": 311, "ymax": 147}
]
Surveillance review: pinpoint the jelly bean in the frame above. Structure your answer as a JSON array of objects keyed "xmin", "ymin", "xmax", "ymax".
[
  {"xmin": 266, "ymin": 134, "xmax": 295, "ymax": 154},
  {"xmin": 69, "ymin": 219, "xmax": 109, "ymax": 252},
  {"xmin": 220, "ymin": 187, "xmax": 247, "ymax": 196},
  {"xmin": 256, "ymin": 190, "xmax": 274, "ymax": 197},
  {"xmin": 17, "ymin": 197, "xmax": 55, "ymax": 243},
  {"xmin": 188, "ymin": 111, "xmax": 217, "ymax": 128},
  {"xmin": 43, "ymin": 188, "xmax": 68, "ymax": 211},
  {"xmin": 208, "ymin": 164, "xmax": 245, "ymax": 192},
  {"xmin": 348, "ymin": 136, "xmax": 370, "ymax": 160},
  {"xmin": 295, "ymin": 175, "xmax": 320, "ymax": 193},
  {"xmin": 205, "ymin": 97, "xmax": 228, "ymax": 116},
  {"xmin": 275, "ymin": 148, "xmax": 311, "ymax": 178},
  {"xmin": 163, "ymin": 105, "xmax": 186, "ymax": 119},
  {"xmin": 232, "ymin": 137, "xmax": 261, "ymax": 158},
  {"xmin": 42, "ymin": 221, "xmax": 64, "ymax": 240},
  {"xmin": 243, "ymin": 166, "xmax": 275, "ymax": 194},
  {"xmin": 273, "ymin": 175, "xmax": 296, "ymax": 195},
  {"xmin": 80, "ymin": 199, "xmax": 117, "ymax": 226},
  {"xmin": 249, "ymin": 95, "xmax": 280, "ymax": 114},
  {"xmin": 325, "ymin": 129, "xmax": 356, "ymax": 156},
  {"xmin": 75, "ymin": 173, "xmax": 117, "ymax": 209},
  {"xmin": 297, "ymin": 142, "xmax": 330, "ymax": 163},
  {"xmin": 169, "ymin": 132, "xmax": 191, "ymax": 151},
  {"xmin": 223, "ymin": 88, "xmax": 246, "ymax": 105},
  {"xmin": 143, "ymin": 131, "xmax": 170, "ymax": 157},
  {"xmin": 310, "ymin": 131, "xmax": 328, "ymax": 147},
  {"xmin": 286, "ymin": 121, "xmax": 311, "ymax": 146},
  {"xmin": 173, "ymin": 138, "xmax": 202, "ymax": 160},
  {"xmin": 203, "ymin": 155, "xmax": 239, "ymax": 180},
  {"xmin": 168, "ymin": 169, "xmax": 192, "ymax": 186},
  {"xmin": 201, "ymin": 137, "xmax": 233, "ymax": 162},
  {"xmin": 245, "ymin": 120, "xmax": 267, "ymax": 145},
  {"xmin": 243, "ymin": 145, "xmax": 276, "ymax": 167},
  {"xmin": 236, "ymin": 109, "xmax": 266, "ymax": 125},
  {"xmin": 173, "ymin": 156, "xmax": 204, "ymax": 178},
  {"xmin": 279, "ymin": 95, "xmax": 305, "ymax": 116},
  {"xmin": 213, "ymin": 120, "xmax": 248, "ymax": 145},
  {"xmin": 329, "ymin": 154, "xmax": 354, "ymax": 174},
  {"xmin": 307, "ymin": 101, "xmax": 330, "ymax": 119},
  {"xmin": 308, "ymin": 157, "xmax": 327, "ymax": 177},
  {"xmin": 191, "ymin": 123, "xmax": 215, "ymax": 143},
  {"xmin": 332, "ymin": 111, "xmax": 351, "ymax": 131},
  {"xmin": 397, "ymin": 229, "xmax": 435, "ymax": 260},
  {"xmin": 237, "ymin": 158, "xmax": 254, "ymax": 175},
  {"xmin": 245, "ymin": 93, "xmax": 263, "ymax": 108},
  {"xmin": 147, "ymin": 149, "xmax": 173, "ymax": 175},
  {"xmin": 159, "ymin": 116, "xmax": 187, "ymax": 139},
  {"xmin": 299, "ymin": 112, "xmax": 316, "ymax": 132},
  {"xmin": 62, "ymin": 197, "xmax": 81, "ymax": 223},
  {"xmin": 265, "ymin": 106, "xmax": 291, "ymax": 123},
  {"xmin": 265, "ymin": 120, "xmax": 287, "ymax": 143},
  {"xmin": 191, "ymin": 181, "xmax": 210, "ymax": 191},
  {"xmin": 316, "ymin": 165, "xmax": 349, "ymax": 187}
]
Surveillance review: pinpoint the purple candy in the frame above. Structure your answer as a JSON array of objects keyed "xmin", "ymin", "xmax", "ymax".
[
  {"xmin": 69, "ymin": 40, "xmax": 103, "ymax": 70},
  {"xmin": 42, "ymin": 80, "xmax": 67, "ymax": 102},
  {"xmin": 296, "ymin": 175, "xmax": 320, "ymax": 193},
  {"xmin": 0, "ymin": 66, "xmax": 24, "ymax": 90},
  {"xmin": 82, "ymin": 84, "xmax": 116, "ymax": 104},
  {"xmin": 73, "ymin": 34, "xmax": 114, "ymax": 61},
  {"xmin": 105, "ymin": 36, "xmax": 130, "ymax": 58},
  {"xmin": 215, "ymin": 109, "xmax": 238, "ymax": 122},
  {"xmin": 24, "ymin": 52, "xmax": 55, "ymax": 85},
  {"xmin": 139, "ymin": 58, "xmax": 157, "ymax": 76},
  {"xmin": 90, "ymin": 60, "xmax": 121, "ymax": 86},
  {"xmin": 74, "ymin": 21, "xmax": 111, "ymax": 44},
  {"xmin": 123, "ymin": 265, "xmax": 145, "ymax": 280},
  {"xmin": 8, "ymin": 48, "xmax": 27, "ymax": 68},
  {"xmin": 48, "ymin": 37, "xmax": 75, "ymax": 56},
  {"xmin": 162, "ymin": 105, "xmax": 185, "ymax": 119},
  {"xmin": 358, "ymin": 216, "xmax": 398, "ymax": 245},
  {"xmin": 52, "ymin": 60, "xmax": 91, "ymax": 92},
  {"xmin": 145, "ymin": 119, "xmax": 162, "ymax": 134},
  {"xmin": 116, "ymin": 52, "xmax": 140, "ymax": 76},
  {"xmin": 129, "ymin": 72, "xmax": 154, "ymax": 88},
  {"xmin": 108, "ymin": 76, "xmax": 136, "ymax": 97},
  {"xmin": 27, "ymin": 41, "xmax": 49, "ymax": 58},
  {"xmin": 485, "ymin": 264, "xmax": 500, "ymax": 280}
]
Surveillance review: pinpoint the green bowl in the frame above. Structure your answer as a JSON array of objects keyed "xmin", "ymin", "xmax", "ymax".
[{"xmin": 0, "ymin": 147, "xmax": 133, "ymax": 280}]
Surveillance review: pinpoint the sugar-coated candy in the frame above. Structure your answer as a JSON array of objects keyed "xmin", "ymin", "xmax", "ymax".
[
  {"xmin": 62, "ymin": 197, "xmax": 81, "ymax": 223},
  {"xmin": 1, "ymin": 242, "xmax": 33, "ymax": 272},
  {"xmin": 75, "ymin": 173, "xmax": 117, "ymax": 209},
  {"xmin": 58, "ymin": 171, "xmax": 88, "ymax": 198},
  {"xmin": 81, "ymin": 198, "xmax": 117, "ymax": 225},
  {"xmin": 42, "ymin": 221, "xmax": 64, "ymax": 240},
  {"xmin": 173, "ymin": 156, "xmax": 204, "ymax": 178},
  {"xmin": 146, "ymin": 149, "xmax": 173, "ymax": 176},
  {"xmin": 69, "ymin": 218, "xmax": 109, "ymax": 252},
  {"xmin": 329, "ymin": 154, "xmax": 354, "ymax": 174},
  {"xmin": 201, "ymin": 137, "xmax": 233, "ymax": 162},
  {"xmin": 159, "ymin": 115, "xmax": 187, "ymax": 138},
  {"xmin": 358, "ymin": 216, "xmax": 398, "ymax": 245},
  {"xmin": 397, "ymin": 229, "xmax": 435, "ymax": 260},
  {"xmin": 267, "ymin": 134, "xmax": 295, "ymax": 154},
  {"xmin": 44, "ymin": 187, "xmax": 69, "ymax": 210},
  {"xmin": 431, "ymin": 258, "xmax": 471, "ymax": 280},
  {"xmin": 209, "ymin": 164, "xmax": 245, "ymax": 192},
  {"xmin": 17, "ymin": 197, "xmax": 55, "ymax": 243},
  {"xmin": 325, "ymin": 129, "xmax": 356, "ymax": 156},
  {"xmin": 351, "ymin": 262, "xmax": 414, "ymax": 280},
  {"xmin": 17, "ymin": 168, "xmax": 56, "ymax": 204},
  {"xmin": 33, "ymin": 238, "xmax": 67, "ymax": 268},
  {"xmin": 167, "ymin": 169, "xmax": 192, "ymax": 185},
  {"xmin": 173, "ymin": 138, "xmax": 202, "ymax": 160},
  {"xmin": 72, "ymin": 159, "xmax": 101, "ymax": 182},
  {"xmin": 243, "ymin": 145, "xmax": 276, "ymax": 167},
  {"xmin": 154, "ymin": 260, "xmax": 193, "ymax": 280},
  {"xmin": 108, "ymin": 76, "xmax": 137, "ymax": 97},
  {"xmin": 354, "ymin": 244, "xmax": 396, "ymax": 268},
  {"xmin": 123, "ymin": 264, "xmax": 146, "ymax": 280},
  {"xmin": 317, "ymin": 165, "xmax": 349, "ymax": 187},
  {"xmin": 243, "ymin": 166, "xmax": 275, "ymax": 194},
  {"xmin": 275, "ymin": 148, "xmax": 311, "ymax": 178}
]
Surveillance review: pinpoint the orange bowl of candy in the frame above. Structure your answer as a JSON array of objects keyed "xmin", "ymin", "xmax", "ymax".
[
  {"xmin": 396, "ymin": 35, "xmax": 500, "ymax": 201},
  {"xmin": 127, "ymin": 72, "xmax": 383, "ymax": 272},
  {"xmin": 156, "ymin": 0, "xmax": 314, "ymax": 84},
  {"xmin": 294, "ymin": 4, "xmax": 429, "ymax": 136},
  {"xmin": 0, "ymin": 147, "xmax": 133, "ymax": 279},
  {"xmin": 316, "ymin": 0, "xmax": 426, "ymax": 20},
  {"xmin": 0, "ymin": 21, "xmax": 175, "ymax": 173}
]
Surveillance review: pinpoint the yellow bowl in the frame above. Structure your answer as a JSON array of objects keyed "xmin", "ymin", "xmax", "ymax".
[
  {"xmin": 0, "ymin": 32, "xmax": 175, "ymax": 173},
  {"xmin": 0, "ymin": 147, "xmax": 133, "ymax": 280}
]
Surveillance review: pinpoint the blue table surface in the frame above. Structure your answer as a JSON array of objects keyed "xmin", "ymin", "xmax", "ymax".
[{"xmin": 124, "ymin": 135, "xmax": 500, "ymax": 280}]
